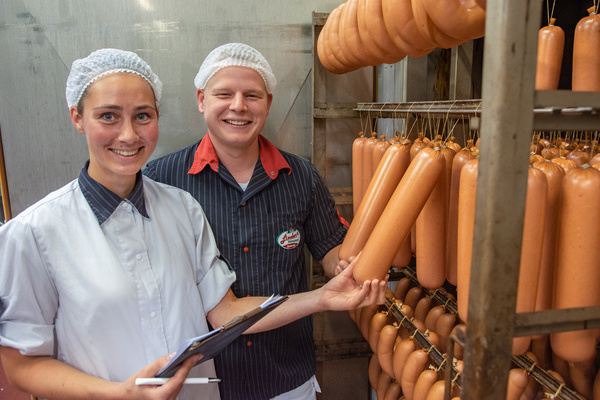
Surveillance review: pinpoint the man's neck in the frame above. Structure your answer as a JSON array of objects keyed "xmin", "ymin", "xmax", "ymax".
[{"xmin": 211, "ymin": 138, "xmax": 259, "ymax": 184}]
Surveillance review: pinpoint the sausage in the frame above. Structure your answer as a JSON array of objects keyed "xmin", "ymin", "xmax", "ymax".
[
  {"xmin": 513, "ymin": 167, "xmax": 548, "ymax": 356},
  {"xmin": 566, "ymin": 147, "xmax": 590, "ymax": 167},
  {"xmin": 325, "ymin": 3, "xmax": 357, "ymax": 72},
  {"xmin": 506, "ymin": 369, "xmax": 529, "ymax": 400},
  {"xmin": 383, "ymin": 381, "xmax": 403, "ymax": 400},
  {"xmin": 361, "ymin": 132, "xmax": 380, "ymax": 197},
  {"xmin": 381, "ymin": 0, "xmax": 436, "ymax": 57},
  {"xmin": 530, "ymin": 336, "xmax": 552, "ymax": 371},
  {"xmin": 316, "ymin": 5, "xmax": 353, "ymax": 74},
  {"xmin": 568, "ymin": 356, "xmax": 595, "ymax": 400},
  {"xmin": 369, "ymin": 311, "xmax": 390, "ymax": 353},
  {"xmin": 413, "ymin": 369, "xmax": 440, "ymax": 400},
  {"xmin": 593, "ymin": 367, "xmax": 600, "ymax": 400},
  {"xmin": 404, "ymin": 286, "xmax": 424, "ymax": 311},
  {"xmin": 420, "ymin": 0, "xmax": 486, "ymax": 41},
  {"xmin": 551, "ymin": 166, "xmax": 600, "ymax": 363},
  {"xmin": 446, "ymin": 148, "xmax": 476, "ymax": 286},
  {"xmin": 551, "ymin": 353, "xmax": 573, "ymax": 388},
  {"xmin": 340, "ymin": 142, "xmax": 411, "ymax": 262},
  {"xmin": 416, "ymin": 146, "xmax": 449, "ymax": 289},
  {"xmin": 412, "ymin": 317, "xmax": 427, "ymax": 335},
  {"xmin": 372, "ymin": 135, "xmax": 392, "ymax": 172},
  {"xmin": 426, "ymin": 380, "xmax": 447, "ymax": 400},
  {"xmin": 551, "ymin": 156, "xmax": 578, "ymax": 173},
  {"xmin": 532, "ymin": 161, "xmax": 565, "ymax": 320},
  {"xmin": 411, "ymin": 0, "xmax": 465, "ymax": 49},
  {"xmin": 414, "ymin": 296, "xmax": 433, "ymax": 322},
  {"xmin": 535, "ymin": 18, "xmax": 565, "ymax": 90},
  {"xmin": 450, "ymin": 323, "xmax": 466, "ymax": 360},
  {"xmin": 352, "ymin": 133, "xmax": 367, "ymax": 216},
  {"xmin": 456, "ymin": 159, "xmax": 479, "ymax": 322},
  {"xmin": 337, "ymin": 0, "xmax": 370, "ymax": 68},
  {"xmin": 392, "ymin": 233, "xmax": 413, "ymax": 269},
  {"xmin": 352, "ymin": 146, "xmax": 446, "ymax": 285},
  {"xmin": 369, "ymin": 354, "xmax": 382, "ymax": 390},
  {"xmin": 393, "ymin": 338, "xmax": 417, "ymax": 383},
  {"xmin": 394, "ymin": 277, "xmax": 412, "ymax": 302},
  {"xmin": 359, "ymin": 304, "xmax": 381, "ymax": 340},
  {"xmin": 572, "ymin": 6, "xmax": 600, "ymax": 91},
  {"xmin": 377, "ymin": 370, "xmax": 394, "ymax": 400},
  {"xmin": 402, "ymin": 349, "xmax": 431, "ymax": 400},
  {"xmin": 434, "ymin": 312, "xmax": 457, "ymax": 354},
  {"xmin": 378, "ymin": 324, "xmax": 400, "ymax": 378},
  {"xmin": 357, "ymin": 0, "xmax": 406, "ymax": 65},
  {"xmin": 424, "ymin": 330, "xmax": 441, "ymax": 350},
  {"xmin": 424, "ymin": 305, "xmax": 446, "ymax": 332}
]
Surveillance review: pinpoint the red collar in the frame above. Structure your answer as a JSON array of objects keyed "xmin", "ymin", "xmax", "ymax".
[{"xmin": 187, "ymin": 133, "xmax": 292, "ymax": 180}]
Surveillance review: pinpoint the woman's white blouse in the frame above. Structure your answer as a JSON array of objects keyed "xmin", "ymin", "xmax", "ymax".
[{"xmin": 0, "ymin": 176, "xmax": 236, "ymax": 399}]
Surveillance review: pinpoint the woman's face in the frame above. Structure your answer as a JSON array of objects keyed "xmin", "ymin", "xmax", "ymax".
[{"xmin": 70, "ymin": 73, "xmax": 158, "ymax": 197}]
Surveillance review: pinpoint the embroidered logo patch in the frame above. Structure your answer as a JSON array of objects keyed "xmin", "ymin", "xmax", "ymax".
[{"xmin": 277, "ymin": 228, "xmax": 301, "ymax": 249}]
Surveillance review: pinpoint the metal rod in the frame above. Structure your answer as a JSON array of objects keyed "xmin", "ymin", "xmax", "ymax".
[
  {"xmin": 0, "ymin": 120, "xmax": 12, "ymax": 221},
  {"xmin": 511, "ymin": 354, "xmax": 585, "ymax": 400},
  {"xmin": 385, "ymin": 295, "xmax": 461, "ymax": 390},
  {"xmin": 514, "ymin": 306, "xmax": 600, "ymax": 337}
]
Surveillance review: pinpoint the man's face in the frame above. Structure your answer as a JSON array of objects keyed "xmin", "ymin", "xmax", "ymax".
[{"xmin": 197, "ymin": 66, "xmax": 273, "ymax": 153}]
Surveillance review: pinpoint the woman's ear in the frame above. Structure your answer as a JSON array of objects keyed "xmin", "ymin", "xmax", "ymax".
[{"xmin": 69, "ymin": 106, "xmax": 85, "ymax": 134}]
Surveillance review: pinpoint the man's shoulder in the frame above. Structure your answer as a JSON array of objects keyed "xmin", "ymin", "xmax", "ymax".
[
  {"xmin": 147, "ymin": 141, "xmax": 199, "ymax": 167},
  {"xmin": 144, "ymin": 141, "xmax": 200, "ymax": 180}
]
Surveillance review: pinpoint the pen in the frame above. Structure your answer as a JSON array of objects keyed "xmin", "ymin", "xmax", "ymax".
[{"xmin": 135, "ymin": 377, "xmax": 221, "ymax": 385}]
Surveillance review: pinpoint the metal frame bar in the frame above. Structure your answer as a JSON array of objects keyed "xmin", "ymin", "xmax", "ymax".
[
  {"xmin": 461, "ymin": 0, "xmax": 542, "ymax": 398},
  {"xmin": 0, "ymin": 120, "xmax": 12, "ymax": 221}
]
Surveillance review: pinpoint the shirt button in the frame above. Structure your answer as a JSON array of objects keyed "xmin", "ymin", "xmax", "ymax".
[
  {"xmin": 151, "ymin": 312, "xmax": 156, "ymax": 318},
  {"xmin": 121, "ymin": 203, "xmax": 129, "ymax": 209},
  {"xmin": 243, "ymin": 247, "xmax": 249, "ymax": 252},
  {"xmin": 241, "ymin": 202, "xmax": 246, "ymax": 206},
  {"xmin": 136, "ymin": 254, "xmax": 143, "ymax": 261},
  {"xmin": 270, "ymin": 171, "xmax": 275, "ymax": 176},
  {"xmin": 246, "ymin": 341, "xmax": 252, "ymax": 347}
]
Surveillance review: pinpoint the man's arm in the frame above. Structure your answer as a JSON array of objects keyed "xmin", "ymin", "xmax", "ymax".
[{"xmin": 321, "ymin": 244, "xmax": 342, "ymax": 278}]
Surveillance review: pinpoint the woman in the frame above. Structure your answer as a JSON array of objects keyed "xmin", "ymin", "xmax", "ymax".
[{"xmin": 0, "ymin": 48, "xmax": 386, "ymax": 400}]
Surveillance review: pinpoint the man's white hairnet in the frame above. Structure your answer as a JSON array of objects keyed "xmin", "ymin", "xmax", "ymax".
[
  {"xmin": 65, "ymin": 48, "xmax": 162, "ymax": 108},
  {"xmin": 194, "ymin": 43, "xmax": 276, "ymax": 94}
]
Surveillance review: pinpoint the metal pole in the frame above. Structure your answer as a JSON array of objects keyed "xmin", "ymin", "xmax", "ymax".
[
  {"xmin": 0, "ymin": 120, "xmax": 11, "ymax": 221},
  {"xmin": 461, "ymin": 0, "xmax": 541, "ymax": 398}
]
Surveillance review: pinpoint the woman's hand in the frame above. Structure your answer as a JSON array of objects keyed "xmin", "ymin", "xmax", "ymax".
[
  {"xmin": 319, "ymin": 255, "xmax": 388, "ymax": 311},
  {"xmin": 121, "ymin": 352, "xmax": 204, "ymax": 400}
]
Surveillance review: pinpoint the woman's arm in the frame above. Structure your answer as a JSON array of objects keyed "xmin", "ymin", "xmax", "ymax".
[
  {"xmin": 207, "ymin": 257, "xmax": 387, "ymax": 333},
  {"xmin": 0, "ymin": 346, "xmax": 202, "ymax": 400}
]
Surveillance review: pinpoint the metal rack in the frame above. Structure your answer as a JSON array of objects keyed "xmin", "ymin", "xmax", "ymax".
[{"xmin": 312, "ymin": 2, "xmax": 600, "ymax": 399}]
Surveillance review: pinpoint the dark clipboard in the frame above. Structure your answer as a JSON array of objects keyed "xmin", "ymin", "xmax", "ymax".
[{"xmin": 155, "ymin": 294, "xmax": 289, "ymax": 378}]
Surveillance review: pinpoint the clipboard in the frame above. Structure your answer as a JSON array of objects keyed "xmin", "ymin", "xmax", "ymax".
[{"xmin": 155, "ymin": 294, "xmax": 289, "ymax": 378}]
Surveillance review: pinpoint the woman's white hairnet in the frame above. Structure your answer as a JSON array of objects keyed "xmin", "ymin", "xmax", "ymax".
[
  {"xmin": 194, "ymin": 43, "xmax": 276, "ymax": 94},
  {"xmin": 65, "ymin": 48, "xmax": 162, "ymax": 108}
]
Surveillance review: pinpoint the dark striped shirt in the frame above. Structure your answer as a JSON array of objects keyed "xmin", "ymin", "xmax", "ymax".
[
  {"xmin": 144, "ymin": 134, "xmax": 347, "ymax": 400},
  {"xmin": 78, "ymin": 160, "xmax": 148, "ymax": 224}
]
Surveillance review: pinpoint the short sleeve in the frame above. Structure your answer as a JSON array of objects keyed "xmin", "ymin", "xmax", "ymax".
[
  {"xmin": 183, "ymin": 192, "xmax": 236, "ymax": 313},
  {"xmin": 0, "ymin": 220, "xmax": 58, "ymax": 355},
  {"xmin": 304, "ymin": 165, "xmax": 348, "ymax": 260}
]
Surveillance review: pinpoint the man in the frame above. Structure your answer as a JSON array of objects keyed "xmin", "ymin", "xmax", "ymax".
[{"xmin": 144, "ymin": 43, "xmax": 350, "ymax": 399}]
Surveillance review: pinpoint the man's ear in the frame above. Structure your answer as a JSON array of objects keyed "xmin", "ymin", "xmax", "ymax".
[
  {"xmin": 197, "ymin": 89, "xmax": 206, "ymax": 114},
  {"xmin": 70, "ymin": 106, "xmax": 85, "ymax": 134}
]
